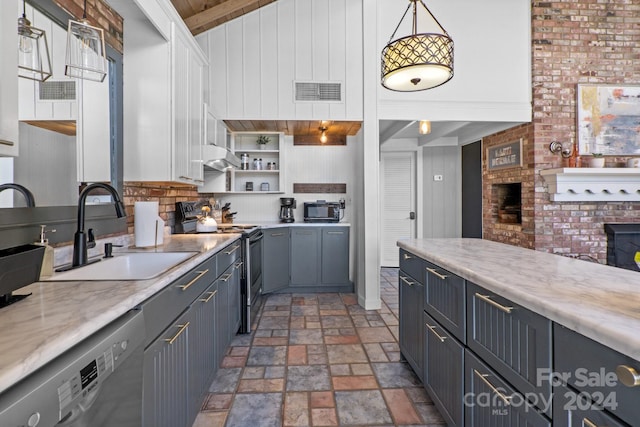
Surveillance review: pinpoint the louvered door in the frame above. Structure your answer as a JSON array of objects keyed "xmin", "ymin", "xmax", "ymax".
[{"xmin": 381, "ymin": 152, "xmax": 416, "ymax": 267}]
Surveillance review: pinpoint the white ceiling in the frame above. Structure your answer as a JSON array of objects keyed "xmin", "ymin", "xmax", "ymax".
[{"xmin": 379, "ymin": 120, "xmax": 524, "ymax": 147}]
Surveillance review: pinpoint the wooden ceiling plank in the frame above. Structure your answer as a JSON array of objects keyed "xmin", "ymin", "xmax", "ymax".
[{"xmin": 184, "ymin": 0, "xmax": 262, "ymax": 32}]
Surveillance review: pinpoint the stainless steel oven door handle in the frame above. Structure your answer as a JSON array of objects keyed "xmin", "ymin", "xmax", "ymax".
[{"xmin": 249, "ymin": 232, "xmax": 264, "ymax": 244}]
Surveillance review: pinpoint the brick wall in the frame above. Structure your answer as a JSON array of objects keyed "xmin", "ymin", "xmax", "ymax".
[
  {"xmin": 483, "ymin": 0, "xmax": 640, "ymax": 261},
  {"xmin": 483, "ymin": 124, "xmax": 536, "ymax": 249}
]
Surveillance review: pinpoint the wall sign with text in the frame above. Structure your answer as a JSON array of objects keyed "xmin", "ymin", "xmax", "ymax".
[{"xmin": 487, "ymin": 139, "xmax": 523, "ymax": 170}]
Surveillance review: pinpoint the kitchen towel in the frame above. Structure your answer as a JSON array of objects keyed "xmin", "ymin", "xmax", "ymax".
[{"xmin": 134, "ymin": 201, "xmax": 164, "ymax": 247}]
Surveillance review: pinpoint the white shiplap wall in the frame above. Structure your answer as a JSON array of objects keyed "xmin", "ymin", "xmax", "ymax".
[{"xmin": 196, "ymin": 0, "xmax": 363, "ymax": 121}]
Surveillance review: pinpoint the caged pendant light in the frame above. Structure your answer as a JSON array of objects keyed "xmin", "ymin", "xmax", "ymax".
[
  {"xmin": 381, "ymin": 0, "xmax": 453, "ymax": 92},
  {"xmin": 65, "ymin": 0, "xmax": 108, "ymax": 82},
  {"xmin": 17, "ymin": 0, "xmax": 52, "ymax": 82}
]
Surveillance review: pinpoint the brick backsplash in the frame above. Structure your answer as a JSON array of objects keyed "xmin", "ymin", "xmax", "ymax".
[
  {"xmin": 123, "ymin": 182, "xmax": 213, "ymax": 234},
  {"xmin": 483, "ymin": 0, "xmax": 640, "ymax": 261}
]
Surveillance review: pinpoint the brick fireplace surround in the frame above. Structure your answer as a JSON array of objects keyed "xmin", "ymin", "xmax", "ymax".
[{"xmin": 483, "ymin": 0, "xmax": 640, "ymax": 261}]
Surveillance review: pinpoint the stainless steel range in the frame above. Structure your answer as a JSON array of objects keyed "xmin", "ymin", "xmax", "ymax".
[{"xmin": 215, "ymin": 224, "xmax": 263, "ymax": 334}]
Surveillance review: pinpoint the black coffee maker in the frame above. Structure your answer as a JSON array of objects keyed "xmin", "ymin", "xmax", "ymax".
[{"xmin": 279, "ymin": 197, "xmax": 296, "ymax": 223}]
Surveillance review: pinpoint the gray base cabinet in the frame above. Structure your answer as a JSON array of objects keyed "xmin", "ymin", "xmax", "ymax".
[
  {"xmin": 423, "ymin": 312, "xmax": 464, "ymax": 427},
  {"xmin": 263, "ymin": 228, "xmax": 290, "ymax": 293},
  {"xmin": 142, "ymin": 241, "xmax": 242, "ymax": 427},
  {"xmin": 465, "ymin": 350, "xmax": 550, "ymax": 427},
  {"xmin": 554, "ymin": 324, "xmax": 639, "ymax": 426},
  {"xmin": 291, "ymin": 227, "xmax": 320, "ymax": 286},
  {"xmin": 466, "ymin": 281, "xmax": 552, "ymax": 417},
  {"xmin": 399, "ymin": 271, "xmax": 424, "ymax": 379},
  {"xmin": 263, "ymin": 226, "xmax": 352, "ymax": 293}
]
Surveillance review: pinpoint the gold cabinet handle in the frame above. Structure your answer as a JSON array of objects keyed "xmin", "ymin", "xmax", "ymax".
[
  {"xmin": 224, "ymin": 244, "xmax": 240, "ymax": 255},
  {"xmin": 178, "ymin": 269, "xmax": 209, "ymax": 291},
  {"xmin": 179, "ymin": 175, "xmax": 193, "ymax": 181},
  {"xmin": 616, "ymin": 364, "xmax": 640, "ymax": 387},
  {"xmin": 0, "ymin": 139, "xmax": 15, "ymax": 146},
  {"xmin": 403, "ymin": 253, "xmax": 413, "ymax": 260},
  {"xmin": 473, "ymin": 369, "xmax": 511, "ymax": 405},
  {"xmin": 271, "ymin": 232, "xmax": 285, "ymax": 237},
  {"xmin": 475, "ymin": 293, "xmax": 513, "ymax": 314},
  {"xmin": 582, "ymin": 419, "xmax": 598, "ymax": 427},
  {"xmin": 399, "ymin": 276, "xmax": 415, "ymax": 286},
  {"xmin": 199, "ymin": 290, "xmax": 217, "ymax": 303},
  {"xmin": 426, "ymin": 267, "xmax": 448, "ymax": 280},
  {"xmin": 234, "ymin": 261, "xmax": 244, "ymax": 269},
  {"xmin": 425, "ymin": 323, "xmax": 447, "ymax": 343},
  {"xmin": 327, "ymin": 231, "xmax": 344, "ymax": 235},
  {"xmin": 164, "ymin": 322, "xmax": 190, "ymax": 345},
  {"xmin": 220, "ymin": 273, "xmax": 232, "ymax": 282}
]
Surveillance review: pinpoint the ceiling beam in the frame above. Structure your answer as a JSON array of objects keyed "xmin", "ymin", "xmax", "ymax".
[
  {"xmin": 379, "ymin": 121, "xmax": 414, "ymax": 145},
  {"xmin": 184, "ymin": 0, "xmax": 262, "ymax": 32}
]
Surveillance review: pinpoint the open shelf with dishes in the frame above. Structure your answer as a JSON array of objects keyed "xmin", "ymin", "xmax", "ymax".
[{"xmin": 229, "ymin": 132, "xmax": 284, "ymax": 193}]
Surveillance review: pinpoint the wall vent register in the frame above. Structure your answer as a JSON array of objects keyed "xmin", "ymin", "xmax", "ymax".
[{"xmin": 295, "ymin": 81, "xmax": 342, "ymax": 102}]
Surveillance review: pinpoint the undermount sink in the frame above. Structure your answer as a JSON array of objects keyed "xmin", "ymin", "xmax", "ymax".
[{"xmin": 45, "ymin": 252, "xmax": 198, "ymax": 281}]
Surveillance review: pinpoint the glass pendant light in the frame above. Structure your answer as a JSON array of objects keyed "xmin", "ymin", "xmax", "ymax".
[
  {"xmin": 17, "ymin": 0, "xmax": 52, "ymax": 82},
  {"xmin": 65, "ymin": 0, "xmax": 107, "ymax": 82},
  {"xmin": 381, "ymin": 0, "xmax": 453, "ymax": 92}
]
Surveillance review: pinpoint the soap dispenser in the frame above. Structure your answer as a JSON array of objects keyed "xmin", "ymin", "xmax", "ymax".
[{"xmin": 35, "ymin": 225, "xmax": 55, "ymax": 279}]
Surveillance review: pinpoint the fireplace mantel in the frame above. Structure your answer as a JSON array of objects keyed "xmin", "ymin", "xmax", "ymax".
[{"xmin": 540, "ymin": 168, "xmax": 640, "ymax": 202}]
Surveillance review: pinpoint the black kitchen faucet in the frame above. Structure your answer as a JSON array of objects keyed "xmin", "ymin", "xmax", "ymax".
[{"xmin": 59, "ymin": 183, "xmax": 126, "ymax": 271}]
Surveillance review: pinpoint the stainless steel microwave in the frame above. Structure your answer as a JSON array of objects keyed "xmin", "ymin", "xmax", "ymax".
[{"xmin": 303, "ymin": 201, "xmax": 341, "ymax": 222}]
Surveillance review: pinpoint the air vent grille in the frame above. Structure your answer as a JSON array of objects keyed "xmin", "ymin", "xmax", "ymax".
[
  {"xmin": 39, "ymin": 81, "xmax": 76, "ymax": 101},
  {"xmin": 295, "ymin": 81, "xmax": 342, "ymax": 102}
]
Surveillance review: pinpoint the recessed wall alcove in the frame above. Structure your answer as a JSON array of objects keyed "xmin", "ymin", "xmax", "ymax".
[{"xmin": 492, "ymin": 183, "xmax": 522, "ymax": 224}]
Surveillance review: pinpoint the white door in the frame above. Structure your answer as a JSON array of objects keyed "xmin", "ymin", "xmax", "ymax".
[{"xmin": 380, "ymin": 152, "xmax": 416, "ymax": 267}]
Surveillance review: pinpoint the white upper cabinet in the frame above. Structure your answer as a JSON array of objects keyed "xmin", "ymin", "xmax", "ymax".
[
  {"xmin": 195, "ymin": 0, "xmax": 363, "ymax": 121},
  {"xmin": 116, "ymin": 0, "xmax": 206, "ymax": 184},
  {"xmin": 0, "ymin": 0, "xmax": 19, "ymax": 157}
]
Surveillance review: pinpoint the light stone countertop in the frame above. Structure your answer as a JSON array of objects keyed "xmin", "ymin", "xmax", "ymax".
[
  {"xmin": 0, "ymin": 233, "xmax": 241, "ymax": 395},
  {"xmin": 398, "ymin": 238, "xmax": 640, "ymax": 361}
]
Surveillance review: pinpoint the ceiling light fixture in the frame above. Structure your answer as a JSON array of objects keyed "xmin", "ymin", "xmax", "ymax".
[
  {"xmin": 17, "ymin": 0, "xmax": 52, "ymax": 82},
  {"xmin": 419, "ymin": 120, "xmax": 431, "ymax": 135},
  {"xmin": 381, "ymin": 0, "xmax": 453, "ymax": 92},
  {"xmin": 320, "ymin": 127, "xmax": 328, "ymax": 144},
  {"xmin": 65, "ymin": 0, "xmax": 108, "ymax": 82}
]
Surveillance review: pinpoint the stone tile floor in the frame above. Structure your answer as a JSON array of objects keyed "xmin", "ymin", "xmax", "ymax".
[{"xmin": 191, "ymin": 268, "xmax": 446, "ymax": 427}]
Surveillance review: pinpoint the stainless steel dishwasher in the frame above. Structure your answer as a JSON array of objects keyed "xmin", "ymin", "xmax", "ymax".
[{"xmin": 0, "ymin": 310, "xmax": 145, "ymax": 427}]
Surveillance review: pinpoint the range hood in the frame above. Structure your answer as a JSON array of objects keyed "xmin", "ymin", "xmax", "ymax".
[{"xmin": 202, "ymin": 144, "xmax": 241, "ymax": 171}]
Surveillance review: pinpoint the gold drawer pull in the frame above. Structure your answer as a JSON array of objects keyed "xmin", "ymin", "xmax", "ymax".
[
  {"xmin": 178, "ymin": 269, "xmax": 209, "ymax": 291},
  {"xmin": 164, "ymin": 322, "xmax": 190, "ymax": 345},
  {"xmin": 475, "ymin": 293, "xmax": 513, "ymax": 314},
  {"xmin": 403, "ymin": 253, "xmax": 413, "ymax": 260},
  {"xmin": 199, "ymin": 290, "xmax": 217, "ymax": 303},
  {"xmin": 399, "ymin": 276, "xmax": 415, "ymax": 286},
  {"xmin": 582, "ymin": 419, "xmax": 598, "ymax": 427},
  {"xmin": 220, "ymin": 273, "xmax": 232, "ymax": 282},
  {"xmin": 426, "ymin": 323, "xmax": 447, "ymax": 343},
  {"xmin": 179, "ymin": 175, "xmax": 193, "ymax": 181},
  {"xmin": 327, "ymin": 231, "xmax": 344, "ymax": 235},
  {"xmin": 0, "ymin": 139, "xmax": 15, "ymax": 146},
  {"xmin": 426, "ymin": 267, "xmax": 448, "ymax": 280},
  {"xmin": 616, "ymin": 365, "xmax": 640, "ymax": 387},
  {"xmin": 271, "ymin": 232, "xmax": 285, "ymax": 237},
  {"xmin": 234, "ymin": 261, "xmax": 244, "ymax": 269},
  {"xmin": 224, "ymin": 244, "xmax": 240, "ymax": 255},
  {"xmin": 473, "ymin": 369, "xmax": 511, "ymax": 405}
]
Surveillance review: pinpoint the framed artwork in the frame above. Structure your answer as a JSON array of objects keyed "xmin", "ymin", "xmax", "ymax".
[
  {"xmin": 576, "ymin": 84, "xmax": 640, "ymax": 156},
  {"xmin": 487, "ymin": 139, "xmax": 523, "ymax": 170}
]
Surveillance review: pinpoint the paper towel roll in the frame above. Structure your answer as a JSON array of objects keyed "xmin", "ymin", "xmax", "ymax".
[{"xmin": 135, "ymin": 201, "xmax": 163, "ymax": 247}]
